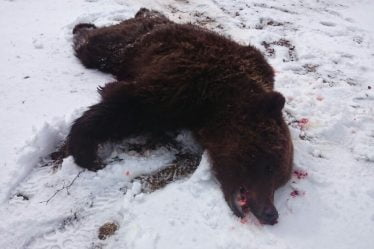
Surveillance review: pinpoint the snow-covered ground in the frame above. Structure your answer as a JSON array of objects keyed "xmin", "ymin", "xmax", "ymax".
[{"xmin": 1, "ymin": 0, "xmax": 374, "ymax": 248}]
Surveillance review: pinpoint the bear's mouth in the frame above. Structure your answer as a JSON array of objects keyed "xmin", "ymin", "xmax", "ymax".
[{"xmin": 231, "ymin": 187, "xmax": 250, "ymax": 217}]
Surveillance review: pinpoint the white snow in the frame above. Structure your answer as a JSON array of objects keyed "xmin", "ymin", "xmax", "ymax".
[{"xmin": 1, "ymin": 0, "xmax": 374, "ymax": 249}]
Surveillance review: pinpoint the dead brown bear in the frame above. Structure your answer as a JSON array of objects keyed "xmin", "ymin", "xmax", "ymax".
[{"xmin": 67, "ymin": 8, "xmax": 293, "ymax": 225}]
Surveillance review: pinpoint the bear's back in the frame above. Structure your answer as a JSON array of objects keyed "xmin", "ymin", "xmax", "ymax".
[{"xmin": 125, "ymin": 23, "xmax": 274, "ymax": 94}]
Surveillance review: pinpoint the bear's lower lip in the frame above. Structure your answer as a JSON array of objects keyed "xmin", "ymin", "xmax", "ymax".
[{"xmin": 261, "ymin": 219, "xmax": 278, "ymax": 225}]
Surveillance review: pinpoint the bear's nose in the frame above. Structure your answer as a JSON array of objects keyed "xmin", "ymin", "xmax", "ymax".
[{"xmin": 260, "ymin": 206, "xmax": 279, "ymax": 225}]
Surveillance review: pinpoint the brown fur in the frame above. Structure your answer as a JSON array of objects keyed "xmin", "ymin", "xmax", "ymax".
[{"xmin": 67, "ymin": 8, "xmax": 293, "ymax": 225}]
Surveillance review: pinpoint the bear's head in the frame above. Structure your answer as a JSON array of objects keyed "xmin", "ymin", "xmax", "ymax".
[{"xmin": 204, "ymin": 91, "xmax": 293, "ymax": 225}]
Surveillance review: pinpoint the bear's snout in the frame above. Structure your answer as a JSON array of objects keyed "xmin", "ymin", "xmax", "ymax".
[
  {"xmin": 232, "ymin": 186, "xmax": 279, "ymax": 225},
  {"xmin": 257, "ymin": 205, "xmax": 279, "ymax": 225}
]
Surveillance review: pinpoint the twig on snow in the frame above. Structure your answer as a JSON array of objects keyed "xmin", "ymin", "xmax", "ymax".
[{"xmin": 40, "ymin": 170, "xmax": 84, "ymax": 204}]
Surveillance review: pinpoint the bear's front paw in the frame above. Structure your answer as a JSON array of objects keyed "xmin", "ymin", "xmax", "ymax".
[
  {"xmin": 67, "ymin": 136, "xmax": 104, "ymax": 171},
  {"xmin": 87, "ymin": 158, "xmax": 105, "ymax": 171},
  {"xmin": 72, "ymin": 150, "xmax": 104, "ymax": 171},
  {"xmin": 74, "ymin": 150, "xmax": 103, "ymax": 171}
]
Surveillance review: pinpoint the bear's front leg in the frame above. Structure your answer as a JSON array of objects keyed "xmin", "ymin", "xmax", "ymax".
[{"xmin": 67, "ymin": 98, "xmax": 144, "ymax": 170}]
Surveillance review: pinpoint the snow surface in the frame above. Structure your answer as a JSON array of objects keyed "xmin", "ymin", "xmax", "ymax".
[{"xmin": 1, "ymin": 0, "xmax": 374, "ymax": 248}]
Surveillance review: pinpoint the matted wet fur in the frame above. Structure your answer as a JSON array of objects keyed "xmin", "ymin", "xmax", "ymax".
[{"xmin": 67, "ymin": 8, "xmax": 293, "ymax": 225}]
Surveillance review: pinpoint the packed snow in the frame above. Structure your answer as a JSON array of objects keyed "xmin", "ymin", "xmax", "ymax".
[{"xmin": 1, "ymin": 0, "xmax": 374, "ymax": 249}]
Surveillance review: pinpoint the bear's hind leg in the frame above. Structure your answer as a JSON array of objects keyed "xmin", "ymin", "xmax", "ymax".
[
  {"xmin": 72, "ymin": 26, "xmax": 130, "ymax": 75},
  {"xmin": 72, "ymin": 10, "xmax": 171, "ymax": 78},
  {"xmin": 134, "ymin": 8, "xmax": 167, "ymax": 19},
  {"xmin": 72, "ymin": 23, "xmax": 97, "ymax": 51}
]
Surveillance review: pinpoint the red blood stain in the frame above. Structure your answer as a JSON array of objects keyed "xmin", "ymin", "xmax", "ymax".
[
  {"xmin": 316, "ymin": 96, "xmax": 324, "ymax": 101},
  {"xmin": 290, "ymin": 189, "xmax": 305, "ymax": 198},
  {"xmin": 290, "ymin": 190, "xmax": 300, "ymax": 197},
  {"xmin": 237, "ymin": 195, "xmax": 247, "ymax": 206},
  {"xmin": 293, "ymin": 170, "xmax": 308, "ymax": 180},
  {"xmin": 238, "ymin": 199, "xmax": 246, "ymax": 206},
  {"xmin": 124, "ymin": 171, "xmax": 130, "ymax": 176},
  {"xmin": 298, "ymin": 118, "xmax": 309, "ymax": 129}
]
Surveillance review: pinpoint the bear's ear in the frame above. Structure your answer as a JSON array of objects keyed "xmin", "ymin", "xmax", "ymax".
[{"xmin": 259, "ymin": 92, "xmax": 285, "ymax": 117}]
